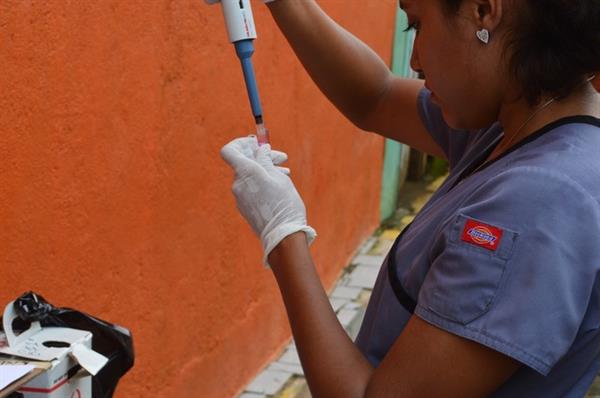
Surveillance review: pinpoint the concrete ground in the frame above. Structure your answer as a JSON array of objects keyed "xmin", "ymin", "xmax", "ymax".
[{"xmin": 237, "ymin": 175, "xmax": 600, "ymax": 398}]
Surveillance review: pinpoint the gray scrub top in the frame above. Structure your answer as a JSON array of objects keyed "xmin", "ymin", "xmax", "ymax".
[{"xmin": 355, "ymin": 88, "xmax": 600, "ymax": 397}]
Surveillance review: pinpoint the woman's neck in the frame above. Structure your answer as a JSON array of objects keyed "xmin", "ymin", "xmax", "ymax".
[{"xmin": 489, "ymin": 81, "xmax": 600, "ymax": 161}]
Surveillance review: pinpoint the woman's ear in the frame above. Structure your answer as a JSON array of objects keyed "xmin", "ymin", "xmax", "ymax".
[{"xmin": 470, "ymin": 0, "xmax": 503, "ymax": 31}]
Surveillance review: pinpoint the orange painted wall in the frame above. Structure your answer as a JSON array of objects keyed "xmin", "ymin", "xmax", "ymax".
[
  {"xmin": 594, "ymin": 75, "xmax": 600, "ymax": 91},
  {"xmin": 0, "ymin": 1, "xmax": 396, "ymax": 396}
]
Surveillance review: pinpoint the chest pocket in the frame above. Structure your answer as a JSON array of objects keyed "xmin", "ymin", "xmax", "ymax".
[{"xmin": 388, "ymin": 214, "xmax": 518, "ymax": 325}]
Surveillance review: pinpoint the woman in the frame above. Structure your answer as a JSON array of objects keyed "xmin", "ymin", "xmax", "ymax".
[{"xmin": 220, "ymin": 0, "xmax": 600, "ymax": 396}]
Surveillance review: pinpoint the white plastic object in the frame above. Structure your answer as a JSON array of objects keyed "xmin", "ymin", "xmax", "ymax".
[
  {"xmin": 2, "ymin": 300, "xmax": 45, "ymax": 353},
  {"xmin": 207, "ymin": 0, "xmax": 257, "ymax": 43},
  {"xmin": 0, "ymin": 300, "xmax": 109, "ymax": 375}
]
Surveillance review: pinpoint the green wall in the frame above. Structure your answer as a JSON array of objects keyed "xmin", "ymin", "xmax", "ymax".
[{"xmin": 379, "ymin": 8, "xmax": 417, "ymax": 221}]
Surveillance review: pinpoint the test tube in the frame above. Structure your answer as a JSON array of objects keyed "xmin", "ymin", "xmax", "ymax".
[{"xmin": 255, "ymin": 116, "xmax": 270, "ymax": 145}]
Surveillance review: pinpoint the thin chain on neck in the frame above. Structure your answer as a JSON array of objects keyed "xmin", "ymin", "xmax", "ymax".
[
  {"xmin": 463, "ymin": 74, "xmax": 598, "ymax": 180},
  {"xmin": 500, "ymin": 95, "xmax": 559, "ymax": 152},
  {"xmin": 500, "ymin": 74, "xmax": 598, "ymax": 152}
]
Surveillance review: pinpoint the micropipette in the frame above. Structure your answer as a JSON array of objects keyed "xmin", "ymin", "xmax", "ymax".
[{"xmin": 208, "ymin": 0, "xmax": 270, "ymax": 145}]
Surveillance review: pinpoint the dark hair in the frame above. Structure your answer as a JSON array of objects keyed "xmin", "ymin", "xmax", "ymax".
[{"xmin": 440, "ymin": 0, "xmax": 600, "ymax": 105}]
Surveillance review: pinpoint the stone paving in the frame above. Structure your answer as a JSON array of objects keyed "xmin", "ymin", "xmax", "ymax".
[{"xmin": 237, "ymin": 176, "xmax": 600, "ymax": 398}]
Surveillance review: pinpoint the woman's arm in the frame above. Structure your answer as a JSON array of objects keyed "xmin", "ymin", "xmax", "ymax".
[
  {"xmin": 268, "ymin": 232, "xmax": 374, "ymax": 398},
  {"xmin": 269, "ymin": 232, "xmax": 519, "ymax": 398},
  {"xmin": 267, "ymin": 0, "xmax": 445, "ymax": 159}
]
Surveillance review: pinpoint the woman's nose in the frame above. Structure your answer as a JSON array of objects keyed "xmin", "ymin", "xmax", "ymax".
[{"xmin": 410, "ymin": 48, "xmax": 422, "ymax": 74}]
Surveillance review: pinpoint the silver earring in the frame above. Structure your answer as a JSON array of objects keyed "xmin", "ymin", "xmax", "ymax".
[{"xmin": 476, "ymin": 28, "xmax": 490, "ymax": 44}]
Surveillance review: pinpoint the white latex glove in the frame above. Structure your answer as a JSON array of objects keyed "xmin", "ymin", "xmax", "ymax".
[
  {"xmin": 221, "ymin": 136, "xmax": 316, "ymax": 266},
  {"xmin": 227, "ymin": 135, "xmax": 290, "ymax": 174}
]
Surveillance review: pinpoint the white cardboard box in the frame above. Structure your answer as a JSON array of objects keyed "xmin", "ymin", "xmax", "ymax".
[
  {"xmin": 0, "ymin": 300, "xmax": 108, "ymax": 398},
  {"xmin": 17, "ymin": 359, "xmax": 90, "ymax": 398}
]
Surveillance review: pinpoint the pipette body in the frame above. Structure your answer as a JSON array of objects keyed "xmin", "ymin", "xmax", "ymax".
[{"xmin": 212, "ymin": 0, "xmax": 270, "ymax": 144}]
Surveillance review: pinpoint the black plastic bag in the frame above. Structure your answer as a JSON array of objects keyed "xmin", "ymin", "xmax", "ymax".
[{"xmin": 9, "ymin": 291, "xmax": 135, "ymax": 398}]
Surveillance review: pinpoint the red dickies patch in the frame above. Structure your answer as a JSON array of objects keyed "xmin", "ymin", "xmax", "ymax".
[{"xmin": 461, "ymin": 219, "xmax": 503, "ymax": 251}]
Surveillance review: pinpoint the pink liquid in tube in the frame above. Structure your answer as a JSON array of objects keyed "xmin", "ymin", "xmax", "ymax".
[{"xmin": 256, "ymin": 123, "xmax": 270, "ymax": 145}]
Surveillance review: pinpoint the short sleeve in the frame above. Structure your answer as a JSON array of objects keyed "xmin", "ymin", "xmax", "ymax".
[
  {"xmin": 415, "ymin": 166, "xmax": 600, "ymax": 375},
  {"xmin": 416, "ymin": 88, "xmax": 473, "ymax": 168}
]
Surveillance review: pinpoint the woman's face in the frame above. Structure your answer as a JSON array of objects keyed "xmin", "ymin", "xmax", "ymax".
[{"xmin": 401, "ymin": 0, "xmax": 508, "ymax": 130}]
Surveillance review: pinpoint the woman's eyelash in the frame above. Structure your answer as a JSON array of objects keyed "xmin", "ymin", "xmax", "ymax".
[{"xmin": 403, "ymin": 22, "xmax": 420, "ymax": 32}]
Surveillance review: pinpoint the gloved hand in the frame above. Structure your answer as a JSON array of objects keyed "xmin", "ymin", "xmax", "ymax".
[{"xmin": 221, "ymin": 136, "xmax": 316, "ymax": 266}]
